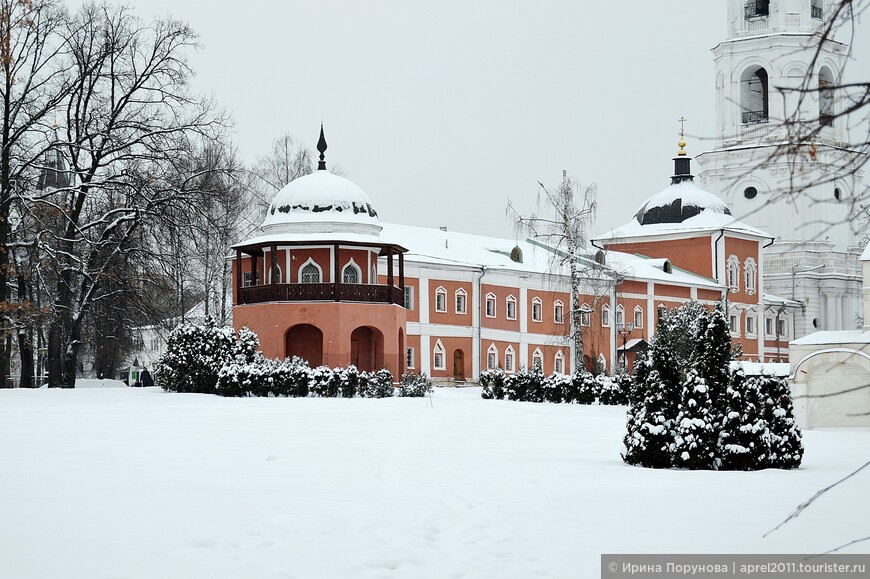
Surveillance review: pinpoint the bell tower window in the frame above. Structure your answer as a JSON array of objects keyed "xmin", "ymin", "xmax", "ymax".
[
  {"xmin": 819, "ymin": 66, "xmax": 834, "ymax": 127},
  {"xmin": 741, "ymin": 66, "xmax": 769, "ymax": 124},
  {"xmin": 744, "ymin": 0, "xmax": 769, "ymax": 19}
]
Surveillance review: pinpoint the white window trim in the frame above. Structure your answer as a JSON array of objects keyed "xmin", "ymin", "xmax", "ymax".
[
  {"xmin": 504, "ymin": 345, "xmax": 516, "ymax": 373},
  {"xmin": 580, "ymin": 304, "xmax": 591, "ymax": 327},
  {"xmin": 298, "ymin": 258, "xmax": 323, "ymax": 284},
  {"xmin": 485, "ymin": 293, "xmax": 497, "ymax": 318},
  {"xmin": 404, "ymin": 286, "xmax": 415, "ymax": 311},
  {"xmin": 602, "ymin": 304, "xmax": 611, "ymax": 327},
  {"xmin": 554, "ymin": 300, "xmax": 564, "ymax": 324},
  {"xmin": 486, "ymin": 344, "xmax": 498, "ymax": 370},
  {"xmin": 633, "ymin": 305, "xmax": 644, "ymax": 329},
  {"xmin": 615, "ymin": 304, "xmax": 625, "ymax": 328},
  {"xmin": 242, "ymin": 271, "xmax": 253, "ymax": 287},
  {"xmin": 455, "ymin": 288, "xmax": 467, "ymax": 314},
  {"xmin": 267, "ymin": 263, "xmax": 283, "ymax": 284},
  {"xmin": 532, "ymin": 347, "xmax": 544, "ymax": 370},
  {"xmin": 554, "ymin": 351, "xmax": 565, "ymax": 374},
  {"xmin": 744, "ymin": 257, "xmax": 757, "ymax": 296},
  {"xmin": 433, "ymin": 340, "xmax": 446, "ymax": 370},
  {"xmin": 531, "ymin": 297, "xmax": 543, "ymax": 323},
  {"xmin": 727, "ymin": 254, "xmax": 740, "ymax": 293},
  {"xmin": 765, "ymin": 316, "xmax": 776, "ymax": 338},
  {"xmin": 729, "ymin": 309, "xmax": 742, "ymax": 338},
  {"xmin": 434, "ymin": 286, "xmax": 448, "ymax": 313},
  {"xmin": 342, "ymin": 258, "xmax": 362, "ymax": 284},
  {"xmin": 506, "ymin": 295, "xmax": 517, "ymax": 320},
  {"xmin": 745, "ymin": 309, "xmax": 758, "ymax": 337}
]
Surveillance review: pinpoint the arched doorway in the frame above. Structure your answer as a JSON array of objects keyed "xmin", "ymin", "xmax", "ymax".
[
  {"xmin": 285, "ymin": 324, "xmax": 323, "ymax": 366},
  {"xmin": 351, "ymin": 326, "xmax": 384, "ymax": 372},
  {"xmin": 453, "ymin": 349, "xmax": 464, "ymax": 381}
]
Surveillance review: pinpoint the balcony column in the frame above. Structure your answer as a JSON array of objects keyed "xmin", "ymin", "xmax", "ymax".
[
  {"xmin": 251, "ymin": 252, "xmax": 258, "ymax": 286},
  {"xmin": 235, "ymin": 250, "xmax": 242, "ymax": 304},
  {"xmin": 270, "ymin": 243, "xmax": 278, "ymax": 285},
  {"xmin": 398, "ymin": 251, "xmax": 404, "ymax": 291},
  {"xmin": 387, "ymin": 247, "xmax": 394, "ymax": 288},
  {"xmin": 334, "ymin": 244, "xmax": 341, "ymax": 302}
]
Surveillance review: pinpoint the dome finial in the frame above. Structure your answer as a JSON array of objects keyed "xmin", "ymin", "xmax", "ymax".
[
  {"xmin": 317, "ymin": 123, "xmax": 327, "ymax": 171},
  {"xmin": 677, "ymin": 116, "xmax": 688, "ymax": 156}
]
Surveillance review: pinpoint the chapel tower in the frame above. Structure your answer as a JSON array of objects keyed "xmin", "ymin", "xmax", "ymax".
[{"xmin": 695, "ymin": 0, "xmax": 863, "ymax": 250}]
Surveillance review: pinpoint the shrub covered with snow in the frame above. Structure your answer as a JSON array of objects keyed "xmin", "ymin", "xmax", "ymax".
[
  {"xmin": 398, "ymin": 371, "xmax": 431, "ymax": 397},
  {"xmin": 357, "ymin": 369, "xmax": 396, "ymax": 398},
  {"xmin": 542, "ymin": 372, "xmax": 569, "ymax": 403},
  {"xmin": 759, "ymin": 374, "xmax": 804, "ymax": 469},
  {"xmin": 309, "ymin": 365, "xmax": 340, "ymax": 398},
  {"xmin": 156, "ymin": 318, "xmax": 259, "ymax": 394},
  {"xmin": 718, "ymin": 369, "xmax": 770, "ymax": 471}
]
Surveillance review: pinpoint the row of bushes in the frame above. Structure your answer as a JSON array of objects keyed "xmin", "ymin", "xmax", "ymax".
[
  {"xmin": 156, "ymin": 319, "xmax": 432, "ymax": 398},
  {"xmin": 479, "ymin": 366, "xmax": 630, "ymax": 405}
]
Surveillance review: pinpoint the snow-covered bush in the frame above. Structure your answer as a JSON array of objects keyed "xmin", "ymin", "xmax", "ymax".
[
  {"xmin": 574, "ymin": 370, "xmax": 598, "ymax": 405},
  {"xmin": 759, "ymin": 375, "xmax": 803, "ymax": 469},
  {"xmin": 542, "ymin": 372, "xmax": 569, "ymax": 403},
  {"xmin": 398, "ymin": 371, "xmax": 431, "ymax": 397},
  {"xmin": 597, "ymin": 374, "xmax": 630, "ymax": 406},
  {"xmin": 156, "ymin": 318, "xmax": 259, "ymax": 394},
  {"xmin": 718, "ymin": 370, "xmax": 770, "ymax": 471},
  {"xmin": 672, "ymin": 369, "xmax": 719, "ymax": 470},
  {"xmin": 309, "ymin": 365, "xmax": 340, "ymax": 397},
  {"xmin": 357, "ymin": 369, "xmax": 395, "ymax": 398},
  {"xmin": 337, "ymin": 365, "xmax": 360, "ymax": 399}
]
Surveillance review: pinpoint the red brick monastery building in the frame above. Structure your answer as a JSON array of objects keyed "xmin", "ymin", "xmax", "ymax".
[{"xmin": 232, "ymin": 128, "xmax": 799, "ymax": 381}]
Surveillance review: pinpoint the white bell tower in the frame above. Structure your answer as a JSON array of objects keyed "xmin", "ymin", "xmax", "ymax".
[{"xmin": 695, "ymin": 0, "xmax": 864, "ymax": 250}]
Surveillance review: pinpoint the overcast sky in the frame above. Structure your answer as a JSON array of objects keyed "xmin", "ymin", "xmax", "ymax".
[{"xmin": 117, "ymin": 1, "xmax": 868, "ymax": 240}]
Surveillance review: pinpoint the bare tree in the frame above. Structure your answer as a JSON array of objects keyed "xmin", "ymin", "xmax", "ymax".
[
  {"xmin": 508, "ymin": 170, "xmax": 602, "ymax": 371},
  {"xmin": 24, "ymin": 3, "xmax": 224, "ymax": 388}
]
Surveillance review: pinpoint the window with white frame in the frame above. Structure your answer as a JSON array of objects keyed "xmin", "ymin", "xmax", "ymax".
[
  {"xmin": 744, "ymin": 257, "xmax": 757, "ymax": 295},
  {"xmin": 777, "ymin": 318, "xmax": 788, "ymax": 338},
  {"xmin": 300, "ymin": 259, "xmax": 321, "ymax": 284},
  {"xmin": 729, "ymin": 311, "xmax": 740, "ymax": 335},
  {"xmin": 485, "ymin": 293, "xmax": 497, "ymax": 318},
  {"xmin": 765, "ymin": 317, "xmax": 775, "ymax": 337},
  {"xmin": 268, "ymin": 264, "xmax": 283, "ymax": 284},
  {"xmin": 455, "ymin": 288, "xmax": 467, "ymax": 314},
  {"xmin": 657, "ymin": 304, "xmax": 667, "ymax": 322},
  {"xmin": 554, "ymin": 351, "xmax": 565, "ymax": 374},
  {"xmin": 342, "ymin": 261, "xmax": 361, "ymax": 284},
  {"xmin": 746, "ymin": 312, "xmax": 757, "ymax": 335},
  {"xmin": 727, "ymin": 255, "xmax": 740, "ymax": 292},
  {"xmin": 554, "ymin": 300, "xmax": 564, "ymax": 324},
  {"xmin": 433, "ymin": 340, "xmax": 446, "ymax": 370},
  {"xmin": 406, "ymin": 347, "xmax": 415, "ymax": 369},
  {"xmin": 404, "ymin": 286, "xmax": 414, "ymax": 310},
  {"xmin": 504, "ymin": 346, "xmax": 515, "ymax": 373},
  {"xmin": 487, "ymin": 344, "xmax": 498, "ymax": 370},
  {"xmin": 371, "ymin": 265, "xmax": 377, "ymax": 284},
  {"xmin": 634, "ymin": 306, "xmax": 644, "ymax": 328},
  {"xmin": 434, "ymin": 286, "xmax": 447, "ymax": 313},
  {"xmin": 580, "ymin": 304, "xmax": 591, "ymax": 326},
  {"xmin": 506, "ymin": 295, "xmax": 517, "ymax": 320},
  {"xmin": 243, "ymin": 272, "xmax": 253, "ymax": 287},
  {"xmin": 615, "ymin": 305, "xmax": 625, "ymax": 328},
  {"xmin": 602, "ymin": 304, "xmax": 611, "ymax": 327},
  {"xmin": 532, "ymin": 348, "xmax": 544, "ymax": 371},
  {"xmin": 531, "ymin": 297, "xmax": 542, "ymax": 322}
]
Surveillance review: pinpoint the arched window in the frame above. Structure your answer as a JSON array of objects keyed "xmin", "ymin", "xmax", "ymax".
[
  {"xmin": 741, "ymin": 66, "xmax": 769, "ymax": 124},
  {"xmin": 580, "ymin": 304, "xmax": 591, "ymax": 327},
  {"xmin": 633, "ymin": 306, "xmax": 644, "ymax": 329},
  {"xmin": 532, "ymin": 348, "xmax": 544, "ymax": 371},
  {"xmin": 370, "ymin": 264, "xmax": 377, "ymax": 284},
  {"xmin": 299, "ymin": 259, "xmax": 321, "ymax": 284},
  {"xmin": 744, "ymin": 257, "xmax": 757, "ymax": 295},
  {"xmin": 554, "ymin": 351, "xmax": 565, "ymax": 375},
  {"xmin": 342, "ymin": 260, "xmax": 361, "ymax": 284},
  {"xmin": 506, "ymin": 295, "xmax": 517, "ymax": 320},
  {"xmin": 727, "ymin": 255, "xmax": 740, "ymax": 292},
  {"xmin": 486, "ymin": 344, "xmax": 498, "ymax": 370},
  {"xmin": 504, "ymin": 345, "xmax": 515, "ymax": 373},
  {"xmin": 455, "ymin": 288, "xmax": 467, "ymax": 314},
  {"xmin": 268, "ymin": 264, "xmax": 283, "ymax": 284},
  {"xmin": 434, "ymin": 286, "xmax": 447, "ymax": 313},
  {"xmin": 819, "ymin": 66, "xmax": 834, "ymax": 126},
  {"xmin": 745, "ymin": 309, "xmax": 758, "ymax": 336},
  {"xmin": 485, "ymin": 293, "xmax": 497, "ymax": 318},
  {"xmin": 615, "ymin": 305, "xmax": 625, "ymax": 328},
  {"xmin": 602, "ymin": 304, "xmax": 611, "ymax": 327},
  {"xmin": 553, "ymin": 300, "xmax": 564, "ymax": 324},
  {"xmin": 433, "ymin": 340, "xmax": 446, "ymax": 370},
  {"xmin": 531, "ymin": 297, "xmax": 542, "ymax": 322}
]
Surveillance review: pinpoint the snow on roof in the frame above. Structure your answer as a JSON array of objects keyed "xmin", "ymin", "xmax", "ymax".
[
  {"xmin": 261, "ymin": 171, "xmax": 380, "ymax": 233},
  {"xmin": 791, "ymin": 330, "xmax": 870, "ymax": 346},
  {"xmin": 729, "ymin": 361, "xmax": 790, "ymax": 377},
  {"xmin": 233, "ymin": 231, "xmax": 403, "ymax": 251},
  {"xmin": 595, "ymin": 181, "xmax": 771, "ymax": 242},
  {"xmin": 763, "ymin": 293, "xmax": 802, "ymax": 308},
  {"xmin": 861, "ymin": 241, "xmax": 870, "ymax": 261},
  {"xmin": 379, "ymin": 223, "xmax": 723, "ymax": 289}
]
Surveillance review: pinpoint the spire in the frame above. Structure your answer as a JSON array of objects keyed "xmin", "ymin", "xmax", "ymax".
[
  {"xmin": 317, "ymin": 123, "xmax": 327, "ymax": 171},
  {"xmin": 671, "ymin": 116, "xmax": 694, "ymax": 185}
]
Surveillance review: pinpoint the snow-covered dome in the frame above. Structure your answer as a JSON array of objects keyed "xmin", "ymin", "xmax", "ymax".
[
  {"xmin": 261, "ymin": 170, "xmax": 382, "ymax": 236},
  {"xmin": 633, "ymin": 180, "xmax": 731, "ymax": 226}
]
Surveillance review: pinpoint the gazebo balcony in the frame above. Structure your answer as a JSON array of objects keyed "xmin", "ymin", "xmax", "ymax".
[{"xmin": 237, "ymin": 282, "xmax": 404, "ymax": 306}]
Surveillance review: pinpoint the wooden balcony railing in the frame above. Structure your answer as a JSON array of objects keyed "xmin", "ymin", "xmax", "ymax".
[{"xmin": 238, "ymin": 282, "xmax": 404, "ymax": 306}]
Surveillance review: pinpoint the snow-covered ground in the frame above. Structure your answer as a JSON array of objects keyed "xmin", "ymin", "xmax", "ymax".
[{"xmin": 0, "ymin": 387, "xmax": 867, "ymax": 578}]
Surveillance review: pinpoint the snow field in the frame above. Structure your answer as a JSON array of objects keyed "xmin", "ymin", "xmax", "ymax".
[{"xmin": 0, "ymin": 386, "xmax": 868, "ymax": 578}]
